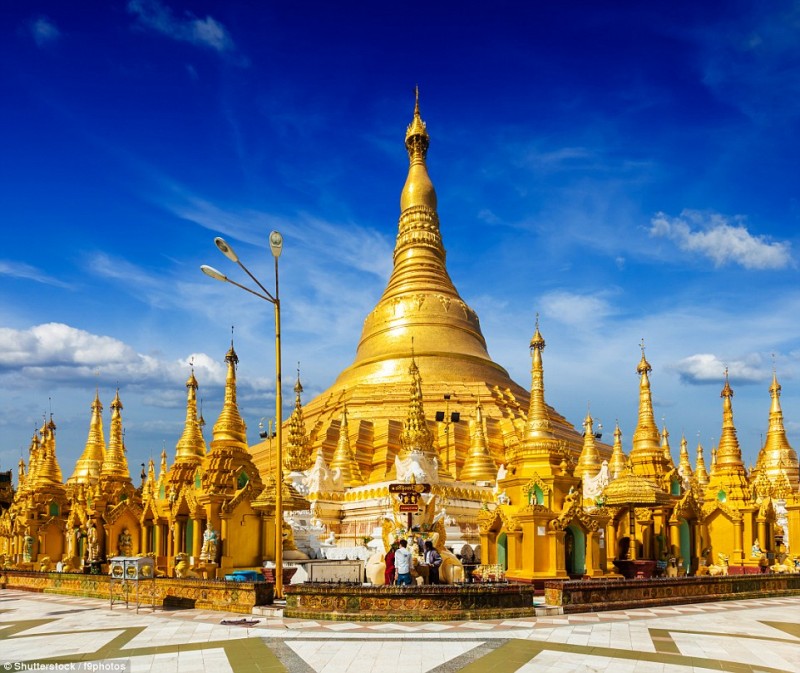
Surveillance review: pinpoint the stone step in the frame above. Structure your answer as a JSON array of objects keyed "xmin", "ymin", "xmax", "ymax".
[
  {"xmin": 534, "ymin": 606, "xmax": 563, "ymax": 616},
  {"xmin": 252, "ymin": 602, "xmax": 285, "ymax": 617}
]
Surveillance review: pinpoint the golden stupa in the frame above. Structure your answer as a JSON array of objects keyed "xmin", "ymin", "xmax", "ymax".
[{"xmin": 251, "ymin": 90, "xmax": 590, "ymax": 486}]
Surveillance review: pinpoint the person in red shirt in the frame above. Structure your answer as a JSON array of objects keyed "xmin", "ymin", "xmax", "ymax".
[{"xmin": 384, "ymin": 542, "xmax": 398, "ymax": 585}]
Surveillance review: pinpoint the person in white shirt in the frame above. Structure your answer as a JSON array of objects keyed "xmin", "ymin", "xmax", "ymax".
[{"xmin": 394, "ymin": 539, "xmax": 413, "ymax": 585}]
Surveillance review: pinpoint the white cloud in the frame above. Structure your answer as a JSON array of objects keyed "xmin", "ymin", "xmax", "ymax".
[
  {"xmin": 672, "ymin": 353, "xmax": 768, "ymax": 385},
  {"xmin": 127, "ymin": 0, "xmax": 238, "ymax": 56},
  {"xmin": 539, "ymin": 290, "xmax": 617, "ymax": 329},
  {"xmin": 29, "ymin": 16, "xmax": 60, "ymax": 47},
  {"xmin": 0, "ymin": 323, "xmax": 266, "ymax": 393},
  {"xmin": 0, "ymin": 260, "xmax": 71, "ymax": 288},
  {"xmin": 650, "ymin": 210, "xmax": 792, "ymax": 270}
]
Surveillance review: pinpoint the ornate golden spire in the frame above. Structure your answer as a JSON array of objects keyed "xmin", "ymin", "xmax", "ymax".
[
  {"xmin": 144, "ymin": 457, "xmax": 156, "ymax": 496},
  {"xmin": 68, "ymin": 391, "xmax": 106, "ymax": 486},
  {"xmin": 629, "ymin": 341, "xmax": 663, "ymax": 479},
  {"xmin": 36, "ymin": 416, "xmax": 63, "ymax": 486},
  {"xmin": 400, "ymin": 356, "xmax": 435, "ymax": 459},
  {"xmin": 704, "ymin": 371, "xmax": 750, "ymax": 505},
  {"xmin": 661, "ymin": 425, "xmax": 675, "ymax": 472},
  {"xmin": 18, "ymin": 457, "xmax": 26, "ymax": 493},
  {"xmin": 678, "ymin": 435, "xmax": 693, "ymax": 480},
  {"xmin": 330, "ymin": 90, "xmax": 505, "ymax": 393},
  {"xmin": 575, "ymin": 409, "xmax": 601, "ymax": 480},
  {"xmin": 460, "ymin": 402, "xmax": 497, "ymax": 482},
  {"xmin": 524, "ymin": 314, "xmax": 556, "ymax": 441},
  {"xmin": 27, "ymin": 426, "xmax": 42, "ymax": 487},
  {"xmin": 756, "ymin": 371, "xmax": 799, "ymax": 489},
  {"xmin": 211, "ymin": 343, "xmax": 248, "ymax": 450},
  {"xmin": 695, "ymin": 441, "xmax": 709, "ymax": 487},
  {"xmin": 175, "ymin": 368, "xmax": 207, "ymax": 463},
  {"xmin": 100, "ymin": 390, "xmax": 131, "ymax": 482},
  {"xmin": 608, "ymin": 421, "xmax": 627, "ymax": 479},
  {"xmin": 330, "ymin": 404, "xmax": 363, "ymax": 487},
  {"xmin": 284, "ymin": 370, "xmax": 312, "ymax": 472}
]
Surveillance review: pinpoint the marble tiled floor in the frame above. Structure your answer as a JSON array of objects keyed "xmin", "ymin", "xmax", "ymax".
[{"xmin": 1, "ymin": 589, "xmax": 798, "ymax": 673}]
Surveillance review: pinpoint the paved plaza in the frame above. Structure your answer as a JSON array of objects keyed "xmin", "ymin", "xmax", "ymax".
[{"xmin": 1, "ymin": 589, "xmax": 799, "ymax": 673}]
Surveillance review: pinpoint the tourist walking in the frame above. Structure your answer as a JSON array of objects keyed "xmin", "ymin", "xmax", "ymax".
[{"xmin": 394, "ymin": 539, "xmax": 413, "ymax": 585}]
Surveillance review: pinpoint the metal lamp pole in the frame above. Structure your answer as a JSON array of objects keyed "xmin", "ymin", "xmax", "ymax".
[{"xmin": 201, "ymin": 231, "xmax": 285, "ymax": 599}]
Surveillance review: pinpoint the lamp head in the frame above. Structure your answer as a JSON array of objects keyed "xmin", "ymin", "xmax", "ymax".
[
  {"xmin": 214, "ymin": 237, "xmax": 239, "ymax": 263},
  {"xmin": 200, "ymin": 265, "xmax": 228, "ymax": 282},
  {"xmin": 269, "ymin": 230, "xmax": 283, "ymax": 259}
]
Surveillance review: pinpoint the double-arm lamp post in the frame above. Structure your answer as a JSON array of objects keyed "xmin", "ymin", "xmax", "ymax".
[{"xmin": 201, "ymin": 232, "xmax": 285, "ymax": 599}]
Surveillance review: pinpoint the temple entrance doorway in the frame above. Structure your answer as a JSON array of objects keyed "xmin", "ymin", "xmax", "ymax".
[
  {"xmin": 679, "ymin": 519, "xmax": 693, "ymax": 575},
  {"xmin": 497, "ymin": 532, "xmax": 508, "ymax": 570},
  {"xmin": 565, "ymin": 525, "xmax": 586, "ymax": 576}
]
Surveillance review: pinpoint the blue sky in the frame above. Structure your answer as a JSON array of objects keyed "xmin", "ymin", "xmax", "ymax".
[{"xmin": 2, "ymin": 1, "xmax": 799, "ymax": 479}]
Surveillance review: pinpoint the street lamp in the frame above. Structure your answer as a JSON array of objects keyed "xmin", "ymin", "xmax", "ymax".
[{"xmin": 201, "ymin": 231, "xmax": 285, "ymax": 599}]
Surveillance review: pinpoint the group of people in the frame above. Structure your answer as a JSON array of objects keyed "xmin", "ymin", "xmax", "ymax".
[{"xmin": 384, "ymin": 538, "xmax": 442, "ymax": 586}]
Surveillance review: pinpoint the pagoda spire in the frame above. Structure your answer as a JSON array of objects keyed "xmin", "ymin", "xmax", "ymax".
[
  {"xmin": 695, "ymin": 441, "xmax": 709, "ymax": 488},
  {"xmin": 100, "ymin": 390, "xmax": 131, "ymax": 482},
  {"xmin": 661, "ymin": 424, "xmax": 675, "ymax": 472},
  {"xmin": 330, "ymin": 404, "xmax": 363, "ymax": 488},
  {"xmin": 36, "ymin": 415, "xmax": 63, "ymax": 486},
  {"xmin": 512, "ymin": 316, "xmax": 564, "ymax": 476},
  {"xmin": 460, "ymin": 402, "xmax": 497, "ymax": 482},
  {"xmin": 524, "ymin": 315, "xmax": 555, "ymax": 441},
  {"xmin": 334, "ymin": 90, "xmax": 502, "ymax": 391},
  {"xmin": 284, "ymin": 369, "xmax": 312, "ymax": 473},
  {"xmin": 608, "ymin": 421, "xmax": 628, "ymax": 479},
  {"xmin": 704, "ymin": 370, "xmax": 750, "ymax": 505},
  {"xmin": 678, "ymin": 435, "xmax": 693, "ymax": 481},
  {"xmin": 629, "ymin": 341, "xmax": 663, "ymax": 479},
  {"xmin": 17, "ymin": 457, "xmax": 26, "ymax": 493},
  {"xmin": 175, "ymin": 367, "xmax": 207, "ymax": 463},
  {"xmin": 755, "ymin": 370, "xmax": 799, "ymax": 489},
  {"xmin": 211, "ymin": 342, "xmax": 248, "ymax": 450},
  {"xmin": 575, "ymin": 409, "xmax": 601, "ymax": 481},
  {"xmin": 27, "ymin": 425, "xmax": 43, "ymax": 486},
  {"xmin": 143, "ymin": 457, "xmax": 156, "ymax": 496},
  {"xmin": 68, "ymin": 391, "xmax": 106, "ymax": 486},
  {"xmin": 400, "ymin": 356, "xmax": 435, "ymax": 459}
]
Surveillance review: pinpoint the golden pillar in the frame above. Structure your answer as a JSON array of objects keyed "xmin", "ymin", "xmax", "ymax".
[
  {"xmin": 733, "ymin": 519, "xmax": 744, "ymax": 565},
  {"xmin": 668, "ymin": 520, "xmax": 681, "ymax": 557},
  {"xmin": 192, "ymin": 518, "xmax": 202, "ymax": 561},
  {"xmin": 757, "ymin": 519, "xmax": 767, "ymax": 552}
]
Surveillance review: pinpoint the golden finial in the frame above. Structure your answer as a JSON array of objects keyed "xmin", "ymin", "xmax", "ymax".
[
  {"xmin": 401, "ymin": 87, "xmax": 436, "ymax": 211},
  {"xmin": 636, "ymin": 338, "xmax": 652, "ymax": 375},
  {"xmin": 721, "ymin": 367, "xmax": 733, "ymax": 398},
  {"xmin": 529, "ymin": 312, "xmax": 545, "ymax": 351}
]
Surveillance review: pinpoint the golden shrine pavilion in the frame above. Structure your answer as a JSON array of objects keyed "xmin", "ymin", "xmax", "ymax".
[{"xmin": 1, "ymin": 93, "xmax": 799, "ymax": 583}]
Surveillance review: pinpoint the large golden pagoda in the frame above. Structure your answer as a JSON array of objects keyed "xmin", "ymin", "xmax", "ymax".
[{"xmin": 251, "ymin": 91, "xmax": 588, "ymax": 486}]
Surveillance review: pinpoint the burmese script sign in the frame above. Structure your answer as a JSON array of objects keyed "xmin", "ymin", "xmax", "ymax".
[{"xmin": 389, "ymin": 482, "xmax": 430, "ymax": 513}]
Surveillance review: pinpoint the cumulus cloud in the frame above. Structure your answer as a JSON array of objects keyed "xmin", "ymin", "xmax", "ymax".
[
  {"xmin": 672, "ymin": 353, "xmax": 768, "ymax": 385},
  {"xmin": 650, "ymin": 210, "xmax": 792, "ymax": 270},
  {"xmin": 0, "ymin": 323, "xmax": 266, "ymax": 392},
  {"xmin": 0, "ymin": 260, "xmax": 70, "ymax": 288},
  {"xmin": 127, "ymin": 0, "xmax": 240, "ymax": 57},
  {"xmin": 29, "ymin": 16, "xmax": 60, "ymax": 47}
]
